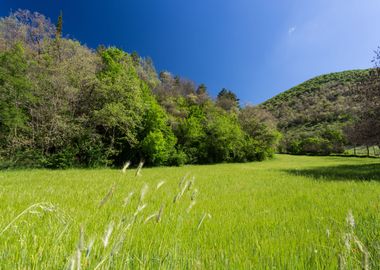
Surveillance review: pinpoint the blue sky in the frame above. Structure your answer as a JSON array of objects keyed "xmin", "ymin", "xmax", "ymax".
[{"xmin": 2, "ymin": 0, "xmax": 380, "ymax": 104}]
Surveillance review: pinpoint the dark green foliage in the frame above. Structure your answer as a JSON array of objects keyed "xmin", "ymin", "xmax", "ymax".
[
  {"xmin": 0, "ymin": 10, "xmax": 279, "ymax": 168},
  {"xmin": 0, "ymin": 43, "xmax": 33, "ymax": 160},
  {"xmin": 281, "ymin": 126, "xmax": 346, "ymax": 155}
]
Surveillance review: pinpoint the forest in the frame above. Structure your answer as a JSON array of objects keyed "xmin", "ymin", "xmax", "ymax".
[
  {"xmin": 0, "ymin": 10, "xmax": 280, "ymax": 168},
  {"xmin": 1, "ymin": 10, "xmax": 379, "ymax": 169}
]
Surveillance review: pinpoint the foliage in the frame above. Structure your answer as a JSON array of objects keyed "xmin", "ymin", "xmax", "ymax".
[
  {"xmin": 216, "ymin": 88, "xmax": 240, "ymax": 112},
  {"xmin": 0, "ymin": 10, "xmax": 279, "ymax": 168},
  {"xmin": 0, "ymin": 43, "xmax": 33, "ymax": 160},
  {"xmin": 344, "ymin": 51, "xmax": 380, "ymax": 148},
  {"xmin": 239, "ymin": 106, "xmax": 281, "ymax": 159},
  {"xmin": 204, "ymin": 108, "xmax": 247, "ymax": 163},
  {"xmin": 261, "ymin": 69, "xmax": 370, "ymax": 155}
]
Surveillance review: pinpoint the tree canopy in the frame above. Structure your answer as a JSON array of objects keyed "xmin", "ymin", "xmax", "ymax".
[{"xmin": 0, "ymin": 10, "xmax": 279, "ymax": 168}]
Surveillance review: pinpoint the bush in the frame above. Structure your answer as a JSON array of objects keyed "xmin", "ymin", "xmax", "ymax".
[
  {"xmin": 169, "ymin": 149, "xmax": 188, "ymax": 166},
  {"xmin": 141, "ymin": 130, "xmax": 175, "ymax": 166},
  {"xmin": 41, "ymin": 148, "xmax": 79, "ymax": 169}
]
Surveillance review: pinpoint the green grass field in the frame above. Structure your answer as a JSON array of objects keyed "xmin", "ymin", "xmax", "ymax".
[{"xmin": 0, "ymin": 155, "xmax": 380, "ymax": 269}]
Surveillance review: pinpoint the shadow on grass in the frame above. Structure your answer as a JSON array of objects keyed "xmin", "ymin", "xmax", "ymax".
[{"xmin": 286, "ymin": 163, "xmax": 380, "ymax": 181}]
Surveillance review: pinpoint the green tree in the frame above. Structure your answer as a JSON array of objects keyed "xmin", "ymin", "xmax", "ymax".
[
  {"xmin": 176, "ymin": 106, "xmax": 207, "ymax": 163},
  {"xmin": 216, "ymin": 88, "xmax": 240, "ymax": 112},
  {"xmin": 204, "ymin": 108, "xmax": 246, "ymax": 163},
  {"xmin": 0, "ymin": 43, "xmax": 33, "ymax": 160},
  {"xmin": 94, "ymin": 47, "xmax": 144, "ymax": 164},
  {"xmin": 139, "ymin": 85, "xmax": 177, "ymax": 165},
  {"xmin": 56, "ymin": 11, "xmax": 63, "ymax": 39},
  {"xmin": 238, "ymin": 106, "xmax": 280, "ymax": 159}
]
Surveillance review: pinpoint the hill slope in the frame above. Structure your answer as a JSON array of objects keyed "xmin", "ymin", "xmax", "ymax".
[{"xmin": 261, "ymin": 69, "xmax": 370, "ymax": 154}]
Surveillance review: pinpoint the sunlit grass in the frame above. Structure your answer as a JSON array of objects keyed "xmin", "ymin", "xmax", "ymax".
[{"xmin": 0, "ymin": 155, "xmax": 379, "ymax": 269}]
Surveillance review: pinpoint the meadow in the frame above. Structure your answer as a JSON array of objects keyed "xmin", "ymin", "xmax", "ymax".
[{"xmin": 0, "ymin": 155, "xmax": 380, "ymax": 269}]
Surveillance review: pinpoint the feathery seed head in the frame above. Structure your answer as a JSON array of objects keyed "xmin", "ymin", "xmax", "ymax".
[
  {"xmin": 122, "ymin": 161, "xmax": 131, "ymax": 173},
  {"xmin": 346, "ymin": 210, "xmax": 355, "ymax": 229},
  {"xmin": 156, "ymin": 181, "xmax": 166, "ymax": 190},
  {"xmin": 123, "ymin": 192, "xmax": 134, "ymax": 207},
  {"xmin": 102, "ymin": 222, "xmax": 114, "ymax": 248}
]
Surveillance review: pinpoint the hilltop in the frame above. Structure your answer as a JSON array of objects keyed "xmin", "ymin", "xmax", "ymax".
[{"xmin": 261, "ymin": 69, "xmax": 371, "ymax": 154}]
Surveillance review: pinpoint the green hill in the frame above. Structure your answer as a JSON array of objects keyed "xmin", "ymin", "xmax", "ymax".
[{"xmin": 261, "ymin": 69, "xmax": 371, "ymax": 154}]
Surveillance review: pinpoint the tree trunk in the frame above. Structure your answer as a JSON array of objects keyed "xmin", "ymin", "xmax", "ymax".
[
  {"xmin": 366, "ymin": 145, "xmax": 370, "ymax": 157},
  {"xmin": 354, "ymin": 146, "xmax": 356, "ymax": 156}
]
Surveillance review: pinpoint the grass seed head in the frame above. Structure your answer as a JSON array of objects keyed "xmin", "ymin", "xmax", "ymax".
[
  {"xmin": 187, "ymin": 201, "xmax": 196, "ymax": 213},
  {"xmin": 157, "ymin": 205, "xmax": 164, "ymax": 223},
  {"xmin": 121, "ymin": 161, "xmax": 131, "ymax": 173},
  {"xmin": 99, "ymin": 184, "xmax": 116, "ymax": 208},
  {"xmin": 135, "ymin": 160, "xmax": 144, "ymax": 177},
  {"xmin": 346, "ymin": 210, "xmax": 355, "ymax": 229},
  {"xmin": 144, "ymin": 213, "xmax": 158, "ymax": 224},
  {"xmin": 191, "ymin": 189, "xmax": 198, "ymax": 201},
  {"xmin": 139, "ymin": 184, "xmax": 148, "ymax": 203},
  {"xmin": 86, "ymin": 238, "xmax": 95, "ymax": 258},
  {"xmin": 123, "ymin": 192, "xmax": 134, "ymax": 207},
  {"xmin": 102, "ymin": 221, "xmax": 114, "ymax": 248},
  {"xmin": 156, "ymin": 181, "xmax": 166, "ymax": 190}
]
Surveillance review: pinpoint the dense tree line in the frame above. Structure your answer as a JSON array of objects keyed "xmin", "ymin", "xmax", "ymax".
[{"xmin": 0, "ymin": 10, "xmax": 279, "ymax": 168}]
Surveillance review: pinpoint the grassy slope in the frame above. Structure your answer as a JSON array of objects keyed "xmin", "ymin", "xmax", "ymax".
[
  {"xmin": 0, "ymin": 155, "xmax": 380, "ymax": 269},
  {"xmin": 261, "ymin": 69, "xmax": 370, "ymax": 133}
]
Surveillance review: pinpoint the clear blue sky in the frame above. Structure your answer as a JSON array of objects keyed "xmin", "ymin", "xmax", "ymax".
[{"xmin": 2, "ymin": 0, "xmax": 380, "ymax": 104}]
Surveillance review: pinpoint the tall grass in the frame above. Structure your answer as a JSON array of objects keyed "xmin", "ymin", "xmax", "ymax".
[{"xmin": 0, "ymin": 155, "xmax": 380, "ymax": 269}]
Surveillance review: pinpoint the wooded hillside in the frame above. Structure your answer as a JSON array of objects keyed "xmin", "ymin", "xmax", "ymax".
[{"xmin": 261, "ymin": 69, "xmax": 373, "ymax": 155}]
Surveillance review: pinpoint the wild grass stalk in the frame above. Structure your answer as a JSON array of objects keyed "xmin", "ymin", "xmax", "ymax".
[
  {"xmin": 102, "ymin": 222, "xmax": 114, "ymax": 248},
  {"xmin": 121, "ymin": 161, "xmax": 131, "ymax": 173},
  {"xmin": 99, "ymin": 184, "xmax": 116, "ymax": 208},
  {"xmin": 0, "ymin": 202, "xmax": 56, "ymax": 236},
  {"xmin": 135, "ymin": 160, "xmax": 144, "ymax": 177}
]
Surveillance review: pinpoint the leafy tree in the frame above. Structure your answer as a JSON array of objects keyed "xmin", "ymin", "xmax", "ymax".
[
  {"xmin": 238, "ymin": 106, "xmax": 281, "ymax": 159},
  {"xmin": 216, "ymin": 88, "xmax": 240, "ymax": 112},
  {"xmin": 195, "ymin": 83, "xmax": 210, "ymax": 105},
  {"xmin": 0, "ymin": 10, "xmax": 279, "ymax": 168},
  {"xmin": 93, "ymin": 47, "xmax": 144, "ymax": 164},
  {"xmin": 55, "ymin": 11, "xmax": 62, "ymax": 39},
  {"xmin": 176, "ymin": 106, "xmax": 207, "ymax": 163},
  {"xmin": 139, "ymin": 85, "xmax": 177, "ymax": 165},
  {"xmin": 204, "ymin": 108, "xmax": 246, "ymax": 163},
  {"xmin": 141, "ymin": 130, "xmax": 173, "ymax": 165},
  {"xmin": 0, "ymin": 43, "xmax": 33, "ymax": 159}
]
